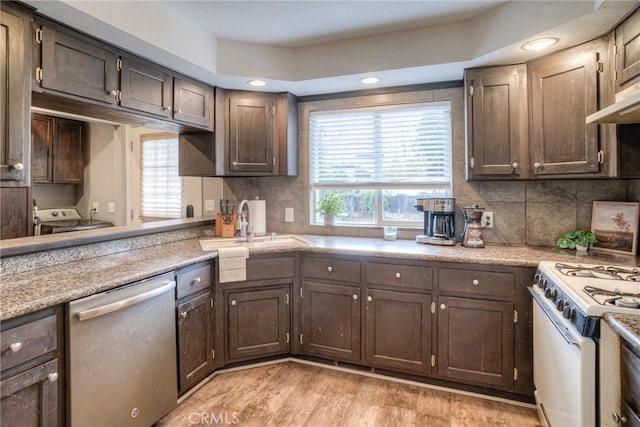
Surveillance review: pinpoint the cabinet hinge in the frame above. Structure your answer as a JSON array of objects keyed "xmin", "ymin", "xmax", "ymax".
[
  {"xmin": 468, "ymin": 84, "xmax": 474, "ymax": 97},
  {"xmin": 513, "ymin": 310, "xmax": 518, "ymax": 324},
  {"xmin": 35, "ymin": 67, "xmax": 43, "ymax": 83},
  {"xmin": 514, "ymin": 368, "xmax": 518, "ymax": 381},
  {"xmin": 272, "ymin": 106, "xmax": 276, "ymax": 115},
  {"xmin": 299, "ymin": 334, "xmax": 304, "ymax": 345},
  {"xmin": 598, "ymin": 150, "xmax": 605, "ymax": 164},
  {"xmin": 35, "ymin": 27, "xmax": 43, "ymax": 44},
  {"xmin": 285, "ymin": 293, "xmax": 289, "ymax": 304},
  {"xmin": 115, "ymin": 90, "xmax": 121, "ymax": 103},
  {"xmin": 212, "ymin": 349, "xmax": 215, "ymax": 360},
  {"xmin": 130, "ymin": 140, "xmax": 134, "ymax": 152},
  {"xmin": 130, "ymin": 209, "xmax": 134, "ymax": 221},
  {"xmin": 431, "ymin": 355, "xmax": 436, "ymax": 367},
  {"xmin": 596, "ymin": 59, "xmax": 604, "ymax": 74},
  {"xmin": 300, "ymin": 288, "xmax": 303, "ymax": 298},
  {"xmin": 430, "ymin": 302, "xmax": 436, "ymax": 314},
  {"xmin": 210, "ymin": 297, "xmax": 214, "ymax": 308},
  {"xmin": 469, "ymin": 157, "xmax": 475, "ymax": 169},
  {"xmin": 116, "ymin": 58, "xmax": 122, "ymax": 71},
  {"xmin": 286, "ymin": 333, "xmax": 290, "ymax": 344},
  {"xmin": 272, "ymin": 157, "xmax": 276, "ymax": 167}
]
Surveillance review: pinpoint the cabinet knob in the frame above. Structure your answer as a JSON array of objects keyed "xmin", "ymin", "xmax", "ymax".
[
  {"xmin": 12, "ymin": 162, "xmax": 24, "ymax": 171},
  {"xmin": 232, "ymin": 161, "xmax": 238, "ymax": 167},
  {"xmin": 512, "ymin": 162, "xmax": 518, "ymax": 169},
  {"xmin": 9, "ymin": 342, "xmax": 22, "ymax": 352},
  {"xmin": 472, "ymin": 279, "xmax": 479, "ymax": 286},
  {"xmin": 175, "ymin": 109, "xmax": 182, "ymax": 115},
  {"xmin": 108, "ymin": 90, "xmax": 117, "ymax": 96},
  {"xmin": 612, "ymin": 412, "xmax": 627, "ymax": 424},
  {"xmin": 367, "ymin": 296, "xmax": 373, "ymax": 302},
  {"xmin": 352, "ymin": 294, "xmax": 358, "ymax": 301},
  {"xmin": 395, "ymin": 272, "xmax": 401, "ymax": 279},
  {"xmin": 192, "ymin": 277, "xmax": 201, "ymax": 284},
  {"xmin": 327, "ymin": 266, "xmax": 333, "ymax": 272},
  {"xmin": 440, "ymin": 304, "xmax": 446, "ymax": 310},
  {"xmin": 534, "ymin": 162, "xmax": 543, "ymax": 169},
  {"xmin": 162, "ymin": 105, "xmax": 171, "ymax": 111},
  {"xmin": 180, "ymin": 311, "xmax": 188, "ymax": 318},
  {"xmin": 47, "ymin": 372, "xmax": 59, "ymax": 383},
  {"xmin": 231, "ymin": 300, "xmax": 237, "ymax": 306}
]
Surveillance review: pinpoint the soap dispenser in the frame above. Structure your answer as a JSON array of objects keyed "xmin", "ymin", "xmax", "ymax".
[{"xmin": 240, "ymin": 213, "xmax": 248, "ymax": 237}]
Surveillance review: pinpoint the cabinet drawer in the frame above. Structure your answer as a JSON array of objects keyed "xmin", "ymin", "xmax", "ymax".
[
  {"xmin": 438, "ymin": 268, "xmax": 514, "ymax": 297},
  {"xmin": 301, "ymin": 257, "xmax": 360, "ymax": 283},
  {"xmin": 365, "ymin": 263, "xmax": 432, "ymax": 290},
  {"xmin": 177, "ymin": 264, "xmax": 211, "ymax": 299},
  {"xmin": 246, "ymin": 256, "xmax": 296, "ymax": 281},
  {"xmin": 1, "ymin": 315, "xmax": 57, "ymax": 371}
]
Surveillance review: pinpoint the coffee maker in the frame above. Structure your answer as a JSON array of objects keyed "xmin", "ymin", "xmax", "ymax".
[
  {"xmin": 415, "ymin": 198, "xmax": 456, "ymax": 246},
  {"xmin": 461, "ymin": 205, "xmax": 485, "ymax": 248}
]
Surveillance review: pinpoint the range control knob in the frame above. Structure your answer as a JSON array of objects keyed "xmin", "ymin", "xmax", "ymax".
[
  {"xmin": 562, "ymin": 305, "xmax": 574, "ymax": 320},
  {"xmin": 538, "ymin": 277, "xmax": 548, "ymax": 289},
  {"xmin": 533, "ymin": 273, "xmax": 541, "ymax": 286},
  {"xmin": 556, "ymin": 299, "xmax": 566, "ymax": 311},
  {"xmin": 544, "ymin": 287, "xmax": 556, "ymax": 299}
]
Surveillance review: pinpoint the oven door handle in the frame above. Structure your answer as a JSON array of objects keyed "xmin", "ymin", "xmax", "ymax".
[{"xmin": 530, "ymin": 288, "xmax": 580, "ymax": 348}]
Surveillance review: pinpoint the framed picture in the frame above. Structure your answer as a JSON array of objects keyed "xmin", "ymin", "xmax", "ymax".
[{"xmin": 591, "ymin": 201, "xmax": 640, "ymax": 256}]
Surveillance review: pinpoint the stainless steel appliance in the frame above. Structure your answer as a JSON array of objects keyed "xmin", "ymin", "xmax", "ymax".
[
  {"xmin": 415, "ymin": 198, "xmax": 456, "ymax": 246},
  {"xmin": 530, "ymin": 261, "xmax": 640, "ymax": 427},
  {"xmin": 461, "ymin": 205, "xmax": 485, "ymax": 248},
  {"xmin": 68, "ymin": 273, "xmax": 177, "ymax": 427},
  {"xmin": 39, "ymin": 208, "xmax": 114, "ymax": 234}
]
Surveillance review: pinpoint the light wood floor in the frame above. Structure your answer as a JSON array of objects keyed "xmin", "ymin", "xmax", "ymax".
[{"xmin": 158, "ymin": 361, "xmax": 542, "ymax": 427}]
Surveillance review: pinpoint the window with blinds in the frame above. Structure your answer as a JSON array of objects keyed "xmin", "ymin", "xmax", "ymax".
[
  {"xmin": 309, "ymin": 101, "xmax": 452, "ymax": 226},
  {"xmin": 140, "ymin": 133, "xmax": 183, "ymax": 220}
]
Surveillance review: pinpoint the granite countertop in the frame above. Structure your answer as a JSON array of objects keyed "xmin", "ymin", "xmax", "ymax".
[
  {"xmin": 605, "ymin": 313, "xmax": 640, "ymax": 354},
  {"xmin": 2, "ymin": 234, "xmax": 639, "ymax": 321}
]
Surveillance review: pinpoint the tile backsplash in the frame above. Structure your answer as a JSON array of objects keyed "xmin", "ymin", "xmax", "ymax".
[{"xmin": 223, "ymin": 86, "xmax": 640, "ymax": 248}]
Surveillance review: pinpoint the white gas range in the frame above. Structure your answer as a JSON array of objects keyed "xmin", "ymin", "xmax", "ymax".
[{"xmin": 531, "ymin": 261, "xmax": 640, "ymax": 427}]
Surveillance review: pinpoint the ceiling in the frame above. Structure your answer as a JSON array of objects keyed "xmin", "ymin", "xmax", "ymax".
[{"xmin": 24, "ymin": 0, "xmax": 640, "ymax": 96}]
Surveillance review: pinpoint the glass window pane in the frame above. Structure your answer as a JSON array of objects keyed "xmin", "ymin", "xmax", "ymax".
[{"xmin": 382, "ymin": 189, "xmax": 451, "ymax": 223}]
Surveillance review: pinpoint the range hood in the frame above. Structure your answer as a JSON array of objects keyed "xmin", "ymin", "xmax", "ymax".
[{"xmin": 586, "ymin": 82, "xmax": 640, "ymax": 124}]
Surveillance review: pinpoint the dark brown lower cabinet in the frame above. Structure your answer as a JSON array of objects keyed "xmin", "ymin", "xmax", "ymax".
[
  {"xmin": 177, "ymin": 291, "xmax": 214, "ymax": 395},
  {"xmin": 364, "ymin": 289, "xmax": 432, "ymax": 374},
  {"xmin": 437, "ymin": 296, "xmax": 514, "ymax": 389},
  {"xmin": 301, "ymin": 281, "xmax": 361, "ymax": 363},
  {"xmin": 227, "ymin": 287, "xmax": 290, "ymax": 363}
]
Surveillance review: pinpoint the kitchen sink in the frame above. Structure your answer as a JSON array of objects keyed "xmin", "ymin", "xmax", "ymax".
[{"xmin": 199, "ymin": 234, "xmax": 310, "ymax": 251}]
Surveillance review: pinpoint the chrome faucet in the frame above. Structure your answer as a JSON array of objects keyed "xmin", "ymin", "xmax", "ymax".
[{"xmin": 236, "ymin": 199, "xmax": 250, "ymax": 241}]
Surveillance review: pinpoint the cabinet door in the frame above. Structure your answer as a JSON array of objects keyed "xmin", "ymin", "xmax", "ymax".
[
  {"xmin": 1, "ymin": 5, "xmax": 30, "ymax": 184},
  {"xmin": 301, "ymin": 282, "xmax": 361, "ymax": 363},
  {"xmin": 177, "ymin": 291, "xmax": 213, "ymax": 394},
  {"xmin": 40, "ymin": 26, "xmax": 118, "ymax": 104},
  {"xmin": 227, "ymin": 95, "xmax": 275, "ymax": 174},
  {"xmin": 529, "ymin": 40, "xmax": 604, "ymax": 176},
  {"xmin": 120, "ymin": 56, "xmax": 173, "ymax": 119},
  {"xmin": 437, "ymin": 296, "xmax": 514, "ymax": 390},
  {"xmin": 31, "ymin": 115, "xmax": 54, "ymax": 184},
  {"xmin": 52, "ymin": 119, "xmax": 83, "ymax": 184},
  {"xmin": 0, "ymin": 359, "xmax": 59, "ymax": 427},
  {"xmin": 0, "ymin": 187, "xmax": 31, "ymax": 239},
  {"xmin": 227, "ymin": 287, "xmax": 290, "ymax": 362},
  {"xmin": 615, "ymin": 7, "xmax": 640, "ymax": 91},
  {"xmin": 364, "ymin": 289, "xmax": 431, "ymax": 374},
  {"xmin": 173, "ymin": 77, "xmax": 213, "ymax": 129},
  {"xmin": 466, "ymin": 65, "xmax": 526, "ymax": 178}
]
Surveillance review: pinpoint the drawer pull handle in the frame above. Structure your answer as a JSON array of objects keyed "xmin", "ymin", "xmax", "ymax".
[
  {"xmin": 395, "ymin": 272, "xmax": 401, "ymax": 279},
  {"xmin": 612, "ymin": 412, "xmax": 627, "ymax": 424},
  {"xmin": 512, "ymin": 162, "xmax": 519, "ymax": 169},
  {"xmin": 9, "ymin": 342, "xmax": 22, "ymax": 352},
  {"xmin": 352, "ymin": 294, "xmax": 358, "ymax": 301},
  {"xmin": 180, "ymin": 311, "xmax": 188, "ymax": 319},
  {"xmin": 327, "ymin": 266, "xmax": 333, "ymax": 272},
  {"xmin": 47, "ymin": 373, "xmax": 59, "ymax": 383},
  {"xmin": 440, "ymin": 304, "xmax": 446, "ymax": 310},
  {"xmin": 472, "ymin": 279, "xmax": 479, "ymax": 286},
  {"xmin": 192, "ymin": 277, "xmax": 201, "ymax": 284},
  {"xmin": 232, "ymin": 161, "xmax": 238, "ymax": 166},
  {"xmin": 231, "ymin": 300, "xmax": 237, "ymax": 306},
  {"xmin": 12, "ymin": 162, "xmax": 24, "ymax": 171},
  {"xmin": 367, "ymin": 296, "xmax": 373, "ymax": 302}
]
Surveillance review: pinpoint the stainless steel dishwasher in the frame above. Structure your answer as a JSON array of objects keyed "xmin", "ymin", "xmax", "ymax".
[{"xmin": 68, "ymin": 272, "xmax": 177, "ymax": 426}]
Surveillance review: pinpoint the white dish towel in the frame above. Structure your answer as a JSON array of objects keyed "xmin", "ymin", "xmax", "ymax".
[{"xmin": 218, "ymin": 246, "xmax": 249, "ymax": 283}]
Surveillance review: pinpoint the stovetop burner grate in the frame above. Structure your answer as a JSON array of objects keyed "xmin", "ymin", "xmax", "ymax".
[{"xmin": 555, "ymin": 262, "xmax": 640, "ymax": 281}]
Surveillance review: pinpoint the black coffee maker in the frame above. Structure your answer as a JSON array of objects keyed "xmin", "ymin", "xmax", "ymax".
[{"xmin": 415, "ymin": 198, "xmax": 456, "ymax": 246}]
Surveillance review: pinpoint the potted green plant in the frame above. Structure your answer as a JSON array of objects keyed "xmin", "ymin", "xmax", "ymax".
[
  {"xmin": 316, "ymin": 193, "xmax": 344, "ymax": 226},
  {"xmin": 556, "ymin": 229, "xmax": 598, "ymax": 252}
]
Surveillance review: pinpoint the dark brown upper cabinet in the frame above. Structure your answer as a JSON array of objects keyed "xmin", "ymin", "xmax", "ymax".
[
  {"xmin": 465, "ymin": 65, "xmax": 528, "ymax": 179},
  {"xmin": 615, "ymin": 6, "xmax": 640, "ymax": 92},
  {"xmin": 1, "ymin": 3, "xmax": 31, "ymax": 186},
  {"xmin": 31, "ymin": 114, "xmax": 83, "ymax": 184},
  {"xmin": 119, "ymin": 56, "xmax": 173, "ymax": 119},
  {"xmin": 173, "ymin": 77, "xmax": 214, "ymax": 130},
  {"xmin": 37, "ymin": 24, "xmax": 119, "ymax": 105},
  {"xmin": 528, "ymin": 38, "xmax": 608, "ymax": 177}
]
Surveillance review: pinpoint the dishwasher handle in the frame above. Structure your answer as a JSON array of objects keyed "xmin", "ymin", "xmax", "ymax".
[{"xmin": 76, "ymin": 281, "xmax": 175, "ymax": 321}]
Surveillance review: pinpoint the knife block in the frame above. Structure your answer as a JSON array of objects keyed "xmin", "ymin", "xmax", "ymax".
[{"xmin": 215, "ymin": 213, "xmax": 238, "ymax": 238}]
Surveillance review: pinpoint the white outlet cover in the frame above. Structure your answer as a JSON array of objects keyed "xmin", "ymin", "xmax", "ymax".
[
  {"xmin": 204, "ymin": 200, "xmax": 216, "ymax": 211},
  {"xmin": 92, "ymin": 202, "xmax": 99, "ymax": 212},
  {"xmin": 108, "ymin": 202, "xmax": 115, "ymax": 213}
]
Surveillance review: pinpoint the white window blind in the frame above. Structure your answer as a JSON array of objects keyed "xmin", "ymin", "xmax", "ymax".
[
  {"xmin": 310, "ymin": 102, "xmax": 452, "ymax": 189},
  {"xmin": 140, "ymin": 134, "xmax": 183, "ymax": 219}
]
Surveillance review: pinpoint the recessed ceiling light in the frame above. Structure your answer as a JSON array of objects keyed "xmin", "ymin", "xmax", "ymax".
[
  {"xmin": 360, "ymin": 77, "xmax": 379, "ymax": 85},
  {"xmin": 247, "ymin": 79, "xmax": 266, "ymax": 87},
  {"xmin": 521, "ymin": 37, "xmax": 559, "ymax": 51}
]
